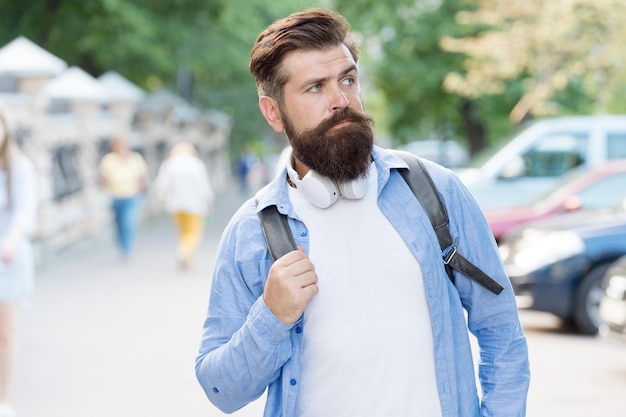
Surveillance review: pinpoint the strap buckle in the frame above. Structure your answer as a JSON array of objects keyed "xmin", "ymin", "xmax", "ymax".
[{"xmin": 443, "ymin": 246, "xmax": 457, "ymax": 265}]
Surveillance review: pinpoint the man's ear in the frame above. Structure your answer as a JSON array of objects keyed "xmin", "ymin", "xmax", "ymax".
[{"xmin": 259, "ymin": 96, "xmax": 284, "ymax": 132}]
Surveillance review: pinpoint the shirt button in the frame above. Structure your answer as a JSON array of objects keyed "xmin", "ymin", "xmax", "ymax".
[
  {"xmin": 295, "ymin": 326, "xmax": 302, "ymax": 334},
  {"xmin": 299, "ymin": 230, "xmax": 307, "ymax": 237},
  {"xmin": 290, "ymin": 379, "xmax": 297, "ymax": 386},
  {"xmin": 212, "ymin": 387, "xmax": 219, "ymax": 393}
]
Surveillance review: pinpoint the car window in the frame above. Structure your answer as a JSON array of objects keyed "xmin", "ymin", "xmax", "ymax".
[
  {"xmin": 521, "ymin": 132, "xmax": 588, "ymax": 177},
  {"xmin": 607, "ymin": 133, "xmax": 626, "ymax": 159},
  {"xmin": 578, "ymin": 172, "xmax": 626, "ymax": 209}
]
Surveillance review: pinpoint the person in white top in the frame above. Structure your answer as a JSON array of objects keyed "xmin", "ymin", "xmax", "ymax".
[
  {"xmin": 155, "ymin": 141, "xmax": 214, "ymax": 269},
  {"xmin": 0, "ymin": 104, "xmax": 38, "ymax": 417}
]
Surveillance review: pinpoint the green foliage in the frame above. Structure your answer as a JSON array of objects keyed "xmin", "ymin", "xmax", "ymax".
[
  {"xmin": 3, "ymin": 0, "xmax": 626, "ymax": 160},
  {"xmin": 0, "ymin": 0, "xmax": 310, "ymax": 158},
  {"xmin": 335, "ymin": 0, "xmax": 484, "ymax": 149}
]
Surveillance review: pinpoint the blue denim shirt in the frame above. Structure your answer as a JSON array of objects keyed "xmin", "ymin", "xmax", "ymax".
[{"xmin": 195, "ymin": 146, "xmax": 530, "ymax": 417}]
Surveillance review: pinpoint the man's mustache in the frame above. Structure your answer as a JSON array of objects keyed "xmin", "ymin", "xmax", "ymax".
[{"xmin": 315, "ymin": 107, "xmax": 373, "ymax": 134}]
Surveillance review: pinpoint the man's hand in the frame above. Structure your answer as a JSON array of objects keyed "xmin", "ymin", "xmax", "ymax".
[{"xmin": 263, "ymin": 248, "xmax": 318, "ymax": 324}]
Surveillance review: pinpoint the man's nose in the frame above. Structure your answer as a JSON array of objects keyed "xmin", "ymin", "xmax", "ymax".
[{"xmin": 330, "ymin": 88, "xmax": 350, "ymax": 111}]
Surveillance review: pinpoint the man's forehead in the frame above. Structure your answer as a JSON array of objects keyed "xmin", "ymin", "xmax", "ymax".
[{"xmin": 281, "ymin": 45, "xmax": 357, "ymax": 83}]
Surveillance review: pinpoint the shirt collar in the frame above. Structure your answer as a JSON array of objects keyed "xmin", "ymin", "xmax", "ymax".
[{"xmin": 255, "ymin": 145, "xmax": 408, "ymax": 214}]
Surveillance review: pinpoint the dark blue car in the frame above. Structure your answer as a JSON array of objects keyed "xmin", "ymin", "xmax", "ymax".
[{"xmin": 498, "ymin": 208, "xmax": 626, "ymax": 334}]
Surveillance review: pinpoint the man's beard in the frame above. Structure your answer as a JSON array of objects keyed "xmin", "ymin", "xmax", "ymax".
[{"xmin": 282, "ymin": 107, "xmax": 374, "ymax": 183}]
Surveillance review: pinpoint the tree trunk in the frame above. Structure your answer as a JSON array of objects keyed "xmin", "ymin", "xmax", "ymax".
[{"xmin": 460, "ymin": 99, "xmax": 487, "ymax": 156}]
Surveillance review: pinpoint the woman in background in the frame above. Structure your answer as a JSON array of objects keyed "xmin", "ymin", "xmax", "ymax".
[
  {"xmin": 155, "ymin": 142, "xmax": 214, "ymax": 270},
  {"xmin": 99, "ymin": 137, "xmax": 148, "ymax": 260},
  {"xmin": 0, "ymin": 106, "xmax": 38, "ymax": 417}
]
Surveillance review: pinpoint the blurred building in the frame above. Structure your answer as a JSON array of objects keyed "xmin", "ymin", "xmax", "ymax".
[{"xmin": 0, "ymin": 36, "xmax": 232, "ymax": 265}]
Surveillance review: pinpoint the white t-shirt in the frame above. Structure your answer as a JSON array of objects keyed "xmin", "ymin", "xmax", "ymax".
[{"xmin": 291, "ymin": 164, "xmax": 442, "ymax": 417}]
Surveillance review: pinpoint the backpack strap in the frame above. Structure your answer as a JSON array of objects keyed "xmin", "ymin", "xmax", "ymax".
[
  {"xmin": 255, "ymin": 151, "xmax": 504, "ymax": 295},
  {"xmin": 255, "ymin": 186, "xmax": 297, "ymax": 261},
  {"xmin": 393, "ymin": 150, "xmax": 504, "ymax": 295}
]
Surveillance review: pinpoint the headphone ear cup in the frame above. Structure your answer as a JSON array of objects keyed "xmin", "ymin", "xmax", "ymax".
[
  {"xmin": 339, "ymin": 176, "xmax": 368, "ymax": 199},
  {"xmin": 300, "ymin": 170, "xmax": 340, "ymax": 208}
]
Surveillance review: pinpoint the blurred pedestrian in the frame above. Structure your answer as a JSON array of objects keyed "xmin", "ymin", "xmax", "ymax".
[
  {"xmin": 0, "ymin": 105, "xmax": 38, "ymax": 417},
  {"xmin": 236, "ymin": 149, "xmax": 257, "ymax": 195},
  {"xmin": 195, "ymin": 8, "xmax": 529, "ymax": 417},
  {"xmin": 99, "ymin": 137, "xmax": 148, "ymax": 260},
  {"xmin": 155, "ymin": 141, "xmax": 214, "ymax": 269}
]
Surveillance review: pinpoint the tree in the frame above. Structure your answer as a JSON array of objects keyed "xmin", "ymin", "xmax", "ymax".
[
  {"xmin": 0, "ymin": 0, "xmax": 183, "ymax": 84},
  {"xmin": 334, "ymin": 0, "xmax": 494, "ymax": 154},
  {"xmin": 441, "ymin": 0, "xmax": 626, "ymax": 123},
  {"xmin": 5, "ymin": 1, "xmax": 625, "ymax": 160},
  {"xmin": 0, "ymin": 0, "xmax": 317, "ymax": 159}
]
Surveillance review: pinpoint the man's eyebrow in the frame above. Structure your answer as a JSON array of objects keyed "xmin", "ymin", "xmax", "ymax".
[
  {"xmin": 300, "ymin": 64, "xmax": 358, "ymax": 90},
  {"xmin": 340, "ymin": 64, "xmax": 358, "ymax": 77}
]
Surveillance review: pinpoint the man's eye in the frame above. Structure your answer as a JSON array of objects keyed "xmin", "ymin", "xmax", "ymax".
[
  {"xmin": 308, "ymin": 85, "xmax": 321, "ymax": 93},
  {"xmin": 342, "ymin": 77, "xmax": 355, "ymax": 86}
]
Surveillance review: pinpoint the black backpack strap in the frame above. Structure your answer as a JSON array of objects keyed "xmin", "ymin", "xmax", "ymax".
[
  {"xmin": 255, "ymin": 186, "xmax": 297, "ymax": 262},
  {"xmin": 254, "ymin": 152, "xmax": 504, "ymax": 295},
  {"xmin": 393, "ymin": 150, "xmax": 504, "ymax": 295}
]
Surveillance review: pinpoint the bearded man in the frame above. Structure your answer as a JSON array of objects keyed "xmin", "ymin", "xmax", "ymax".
[{"xmin": 195, "ymin": 8, "xmax": 529, "ymax": 417}]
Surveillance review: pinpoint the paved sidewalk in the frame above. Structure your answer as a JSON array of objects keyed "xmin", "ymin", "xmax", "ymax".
[
  {"xmin": 13, "ymin": 185, "xmax": 626, "ymax": 416},
  {"xmin": 12, "ymin": 188, "xmax": 266, "ymax": 417}
]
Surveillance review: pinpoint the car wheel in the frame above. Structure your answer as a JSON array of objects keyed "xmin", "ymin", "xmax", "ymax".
[{"xmin": 572, "ymin": 263, "xmax": 611, "ymax": 335}]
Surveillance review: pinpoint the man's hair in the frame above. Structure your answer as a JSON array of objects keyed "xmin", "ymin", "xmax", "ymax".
[{"xmin": 249, "ymin": 8, "xmax": 360, "ymax": 100}]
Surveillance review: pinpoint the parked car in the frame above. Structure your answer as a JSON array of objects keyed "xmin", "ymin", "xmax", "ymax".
[
  {"xmin": 498, "ymin": 208, "xmax": 626, "ymax": 335},
  {"xmin": 401, "ymin": 139, "xmax": 469, "ymax": 168},
  {"xmin": 485, "ymin": 160, "xmax": 626, "ymax": 242},
  {"xmin": 458, "ymin": 115, "xmax": 626, "ymax": 210},
  {"xmin": 599, "ymin": 254, "xmax": 626, "ymax": 342}
]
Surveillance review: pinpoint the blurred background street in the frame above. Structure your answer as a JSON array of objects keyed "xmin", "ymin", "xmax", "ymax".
[
  {"xmin": 12, "ymin": 187, "xmax": 266, "ymax": 417},
  {"xmin": 3, "ymin": 2, "xmax": 626, "ymax": 416},
  {"xmin": 9, "ymin": 185, "xmax": 626, "ymax": 417}
]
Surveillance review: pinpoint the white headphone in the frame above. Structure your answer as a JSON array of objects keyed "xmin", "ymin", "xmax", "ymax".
[{"xmin": 286, "ymin": 151, "xmax": 368, "ymax": 208}]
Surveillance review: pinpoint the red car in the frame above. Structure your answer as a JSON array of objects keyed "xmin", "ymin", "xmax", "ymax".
[{"xmin": 485, "ymin": 160, "xmax": 626, "ymax": 243}]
